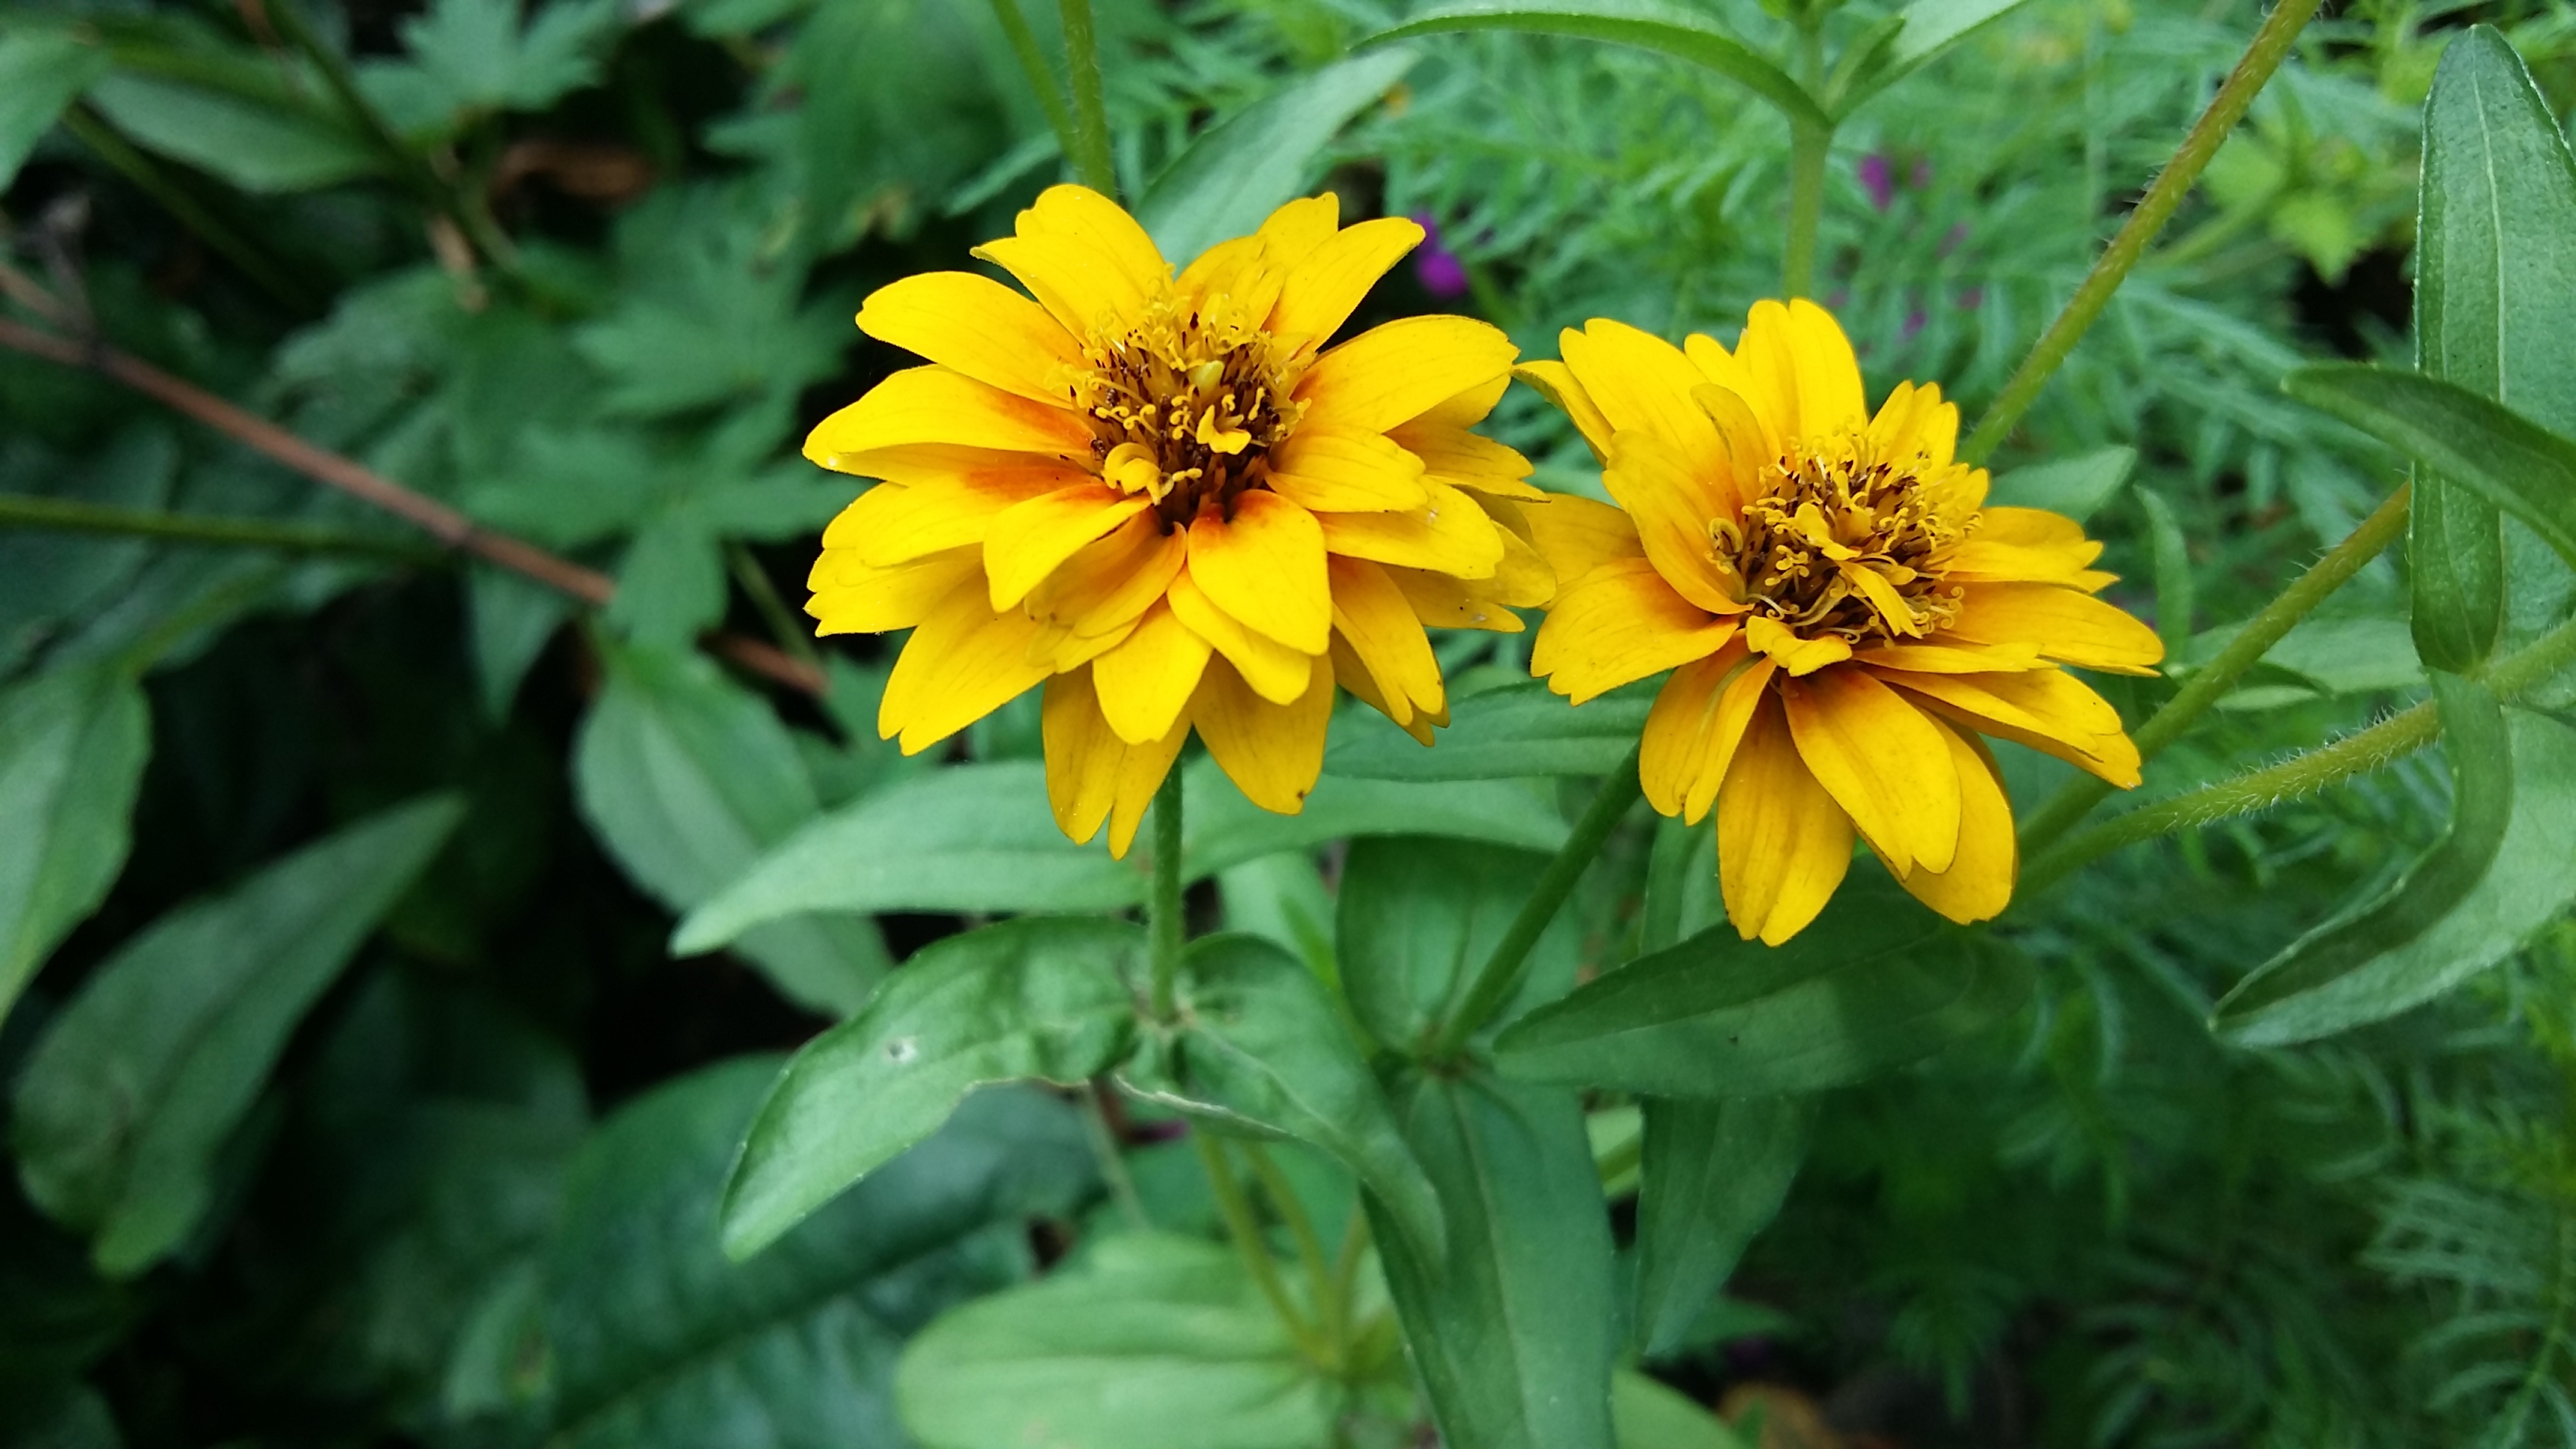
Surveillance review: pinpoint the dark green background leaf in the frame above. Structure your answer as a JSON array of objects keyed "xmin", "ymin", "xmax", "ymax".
[
  {"xmin": 1632, "ymin": 1096, "xmax": 1811, "ymax": 1357},
  {"xmin": 1334, "ymin": 836, "xmax": 1581, "ymax": 1054},
  {"xmin": 0, "ymin": 665, "xmax": 149, "ymax": 1028},
  {"xmin": 1137, "ymin": 48, "xmax": 1419, "ymax": 263},
  {"xmin": 1325, "ymin": 680, "xmax": 1653, "ymax": 781}
]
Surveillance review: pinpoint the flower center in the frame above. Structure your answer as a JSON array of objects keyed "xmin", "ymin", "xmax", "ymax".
[
  {"xmin": 1710, "ymin": 438, "xmax": 1972, "ymax": 642},
  {"xmin": 1073, "ymin": 288, "xmax": 1303, "ymax": 531}
]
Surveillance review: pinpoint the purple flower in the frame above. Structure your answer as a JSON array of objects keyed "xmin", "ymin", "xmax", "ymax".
[
  {"xmin": 1858, "ymin": 153, "xmax": 1895, "ymax": 211},
  {"xmin": 1904, "ymin": 305, "xmax": 1928, "ymax": 340},
  {"xmin": 1410, "ymin": 211, "xmax": 1471, "ymax": 298}
]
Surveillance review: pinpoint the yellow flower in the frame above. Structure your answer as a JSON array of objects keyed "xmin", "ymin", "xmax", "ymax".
[
  {"xmin": 804, "ymin": 186, "xmax": 1556, "ymax": 855},
  {"xmin": 1521, "ymin": 300, "xmax": 2163, "ymax": 944}
]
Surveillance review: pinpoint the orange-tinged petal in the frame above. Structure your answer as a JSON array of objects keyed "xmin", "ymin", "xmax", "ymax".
[
  {"xmin": 1328, "ymin": 555, "xmax": 1443, "ymax": 726},
  {"xmin": 807, "ymin": 546, "xmax": 982, "ymax": 635},
  {"xmin": 1945, "ymin": 582, "xmax": 2163, "ymax": 675},
  {"xmin": 823, "ymin": 466, "xmax": 1089, "ymax": 567},
  {"xmin": 1686, "ymin": 382, "xmax": 1766, "ymax": 517},
  {"xmin": 1603, "ymin": 430, "xmax": 1744, "ymax": 615},
  {"xmin": 1269, "ymin": 215, "xmax": 1424, "ymax": 351},
  {"xmin": 1683, "ymin": 335, "xmax": 1780, "ymax": 462},
  {"xmin": 856, "ymin": 271, "xmax": 1083, "ymax": 405},
  {"xmin": 1718, "ymin": 695, "xmax": 1855, "ymax": 946},
  {"xmin": 1188, "ymin": 491, "xmax": 1330, "ymax": 653},
  {"xmin": 985, "ymin": 485, "xmax": 1151, "ymax": 608},
  {"xmin": 878, "ymin": 581, "xmax": 1052, "ymax": 752},
  {"xmin": 1881, "ymin": 668, "xmax": 2142, "ymax": 788},
  {"xmin": 1521, "ymin": 494, "xmax": 1642, "ymax": 586},
  {"xmin": 1780, "ymin": 667, "xmax": 1961, "ymax": 876},
  {"xmin": 1531, "ymin": 557, "xmax": 1737, "ymax": 704},
  {"xmin": 1265, "ymin": 429, "xmax": 1429, "ymax": 513},
  {"xmin": 1332, "ymin": 635, "xmax": 1436, "ymax": 744},
  {"xmin": 1297, "ymin": 316, "xmax": 1517, "ymax": 434},
  {"xmin": 805, "ymin": 366, "xmax": 1094, "ymax": 469},
  {"xmin": 1192, "ymin": 653, "xmax": 1334, "ymax": 814},
  {"xmin": 1890, "ymin": 725, "xmax": 2015, "ymax": 925},
  {"xmin": 1166, "ymin": 567, "xmax": 1314, "ymax": 705},
  {"xmin": 1091, "ymin": 597, "xmax": 1212, "ymax": 744},
  {"xmin": 1514, "ymin": 360, "xmax": 1614, "ymax": 461},
  {"xmin": 970, "ymin": 184, "xmax": 1167, "ymax": 336},
  {"xmin": 1852, "ymin": 641, "xmax": 2046, "ymax": 673},
  {"xmin": 1384, "ymin": 567, "xmax": 1530, "ymax": 634},
  {"xmin": 1743, "ymin": 615, "xmax": 1852, "ymax": 676},
  {"xmin": 1314, "ymin": 479, "xmax": 1507, "ymax": 578},
  {"xmin": 1024, "ymin": 512, "xmax": 1188, "ymax": 642},
  {"xmin": 1640, "ymin": 639, "xmax": 1758, "ymax": 819},
  {"xmin": 1387, "ymin": 416, "xmax": 1539, "ymax": 498},
  {"xmin": 1559, "ymin": 319, "xmax": 1728, "ymax": 478},
  {"xmin": 1042, "ymin": 667, "xmax": 1188, "ymax": 858}
]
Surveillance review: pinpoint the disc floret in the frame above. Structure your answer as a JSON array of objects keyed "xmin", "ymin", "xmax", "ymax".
[{"xmin": 1073, "ymin": 288, "xmax": 1305, "ymax": 531}]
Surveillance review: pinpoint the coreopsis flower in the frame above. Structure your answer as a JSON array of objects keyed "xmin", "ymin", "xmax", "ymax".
[
  {"xmin": 1520, "ymin": 300, "xmax": 2162, "ymax": 944},
  {"xmin": 805, "ymin": 186, "xmax": 1554, "ymax": 854}
]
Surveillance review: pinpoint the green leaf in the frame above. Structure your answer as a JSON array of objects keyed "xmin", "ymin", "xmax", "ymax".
[
  {"xmin": 1325, "ymin": 680, "xmax": 1653, "ymax": 781},
  {"xmin": 1334, "ymin": 837, "xmax": 1578, "ymax": 1053},
  {"xmin": 465, "ymin": 563, "xmax": 571, "ymax": 721},
  {"xmin": 1124, "ymin": 933, "xmax": 1445, "ymax": 1262},
  {"xmin": 1136, "ymin": 48, "xmax": 1420, "ymax": 264},
  {"xmin": 1614, "ymin": 1369, "xmax": 1752, "ymax": 1449},
  {"xmin": 2137, "ymin": 488, "xmax": 2196, "ymax": 657},
  {"xmin": 1840, "ymin": 0, "xmax": 2048, "ymax": 113},
  {"xmin": 671, "ymin": 762, "xmax": 1145, "ymax": 956},
  {"xmin": 1983, "ymin": 445, "xmax": 2135, "ymax": 523},
  {"xmin": 1368, "ymin": 1, "xmax": 1829, "ymax": 131},
  {"xmin": 1638, "ymin": 814, "xmax": 1721, "ymax": 957},
  {"xmin": 545, "ymin": 1058, "xmax": 1092, "ymax": 1448},
  {"xmin": 0, "ymin": 29, "xmax": 110, "ymax": 189},
  {"xmin": 894, "ymin": 1233, "xmax": 1338, "ymax": 1449},
  {"xmin": 1182, "ymin": 759, "xmax": 1572, "ymax": 878},
  {"xmin": 575, "ymin": 638, "xmax": 888, "ymax": 1018},
  {"xmin": 2286, "ymin": 367, "xmax": 2576, "ymax": 576},
  {"xmin": 0, "ymin": 665, "xmax": 149, "ymax": 1029},
  {"xmin": 719, "ymin": 917, "xmax": 1143, "ymax": 1260},
  {"xmin": 84, "ymin": 72, "xmax": 378, "ymax": 193},
  {"xmin": 386, "ymin": 0, "xmax": 620, "ymax": 119},
  {"xmin": 1495, "ymin": 878, "xmax": 2034, "ymax": 1099},
  {"xmin": 10, "ymin": 797, "xmax": 463, "ymax": 1275},
  {"xmin": 2215, "ymin": 680, "xmax": 2576, "ymax": 1044},
  {"xmin": 1632, "ymin": 1097, "xmax": 1810, "ymax": 1357},
  {"xmin": 1372, "ymin": 1069, "xmax": 1618, "ymax": 1449},
  {"xmin": 2407, "ymin": 25, "xmax": 2576, "ymax": 671}
]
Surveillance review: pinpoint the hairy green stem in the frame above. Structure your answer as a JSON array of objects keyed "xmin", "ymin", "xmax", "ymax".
[
  {"xmin": 1428, "ymin": 745, "xmax": 1642, "ymax": 1062},
  {"xmin": 1244, "ymin": 1143, "xmax": 1341, "ymax": 1357},
  {"xmin": 59, "ymin": 106, "xmax": 313, "ymax": 312},
  {"xmin": 1784, "ymin": 120, "xmax": 1829, "ymax": 298},
  {"xmin": 987, "ymin": 0, "xmax": 1078, "ymax": 165},
  {"xmin": 2019, "ymin": 482, "xmax": 2410, "ymax": 852},
  {"xmin": 1960, "ymin": 0, "xmax": 2323, "ymax": 465},
  {"xmin": 0, "ymin": 491, "xmax": 435, "ymax": 560},
  {"xmin": 1194, "ymin": 1133, "xmax": 1321, "ymax": 1356},
  {"xmin": 1056, "ymin": 0, "xmax": 1117, "ymax": 197},
  {"xmin": 1148, "ymin": 766, "xmax": 1185, "ymax": 1020}
]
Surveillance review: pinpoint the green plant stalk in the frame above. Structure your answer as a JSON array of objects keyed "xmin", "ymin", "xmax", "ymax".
[
  {"xmin": 1077, "ymin": 1080, "xmax": 1150, "ymax": 1231},
  {"xmin": 59, "ymin": 107, "xmax": 313, "ymax": 312},
  {"xmin": 0, "ymin": 491, "xmax": 436, "ymax": 560},
  {"xmin": 1243, "ymin": 1142, "xmax": 1342, "ymax": 1358},
  {"xmin": 1056, "ymin": 0, "xmax": 1117, "ymax": 197},
  {"xmin": 1148, "ymin": 766, "xmax": 1185, "ymax": 1020},
  {"xmin": 1959, "ymin": 0, "xmax": 2323, "ymax": 466},
  {"xmin": 1782, "ymin": 17, "xmax": 1830, "ymax": 298},
  {"xmin": 987, "ymin": 0, "xmax": 1079, "ymax": 165},
  {"xmin": 1193, "ymin": 1133, "xmax": 1324, "ymax": 1358},
  {"xmin": 2022, "ymin": 609, "xmax": 2576, "ymax": 892},
  {"xmin": 2018, "ymin": 482, "xmax": 2410, "ymax": 852},
  {"xmin": 1428, "ymin": 744, "xmax": 1643, "ymax": 1062},
  {"xmin": 724, "ymin": 541, "xmax": 822, "ymax": 669}
]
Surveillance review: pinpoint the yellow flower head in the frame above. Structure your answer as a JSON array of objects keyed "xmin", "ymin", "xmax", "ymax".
[
  {"xmin": 1522, "ymin": 300, "xmax": 2163, "ymax": 945},
  {"xmin": 804, "ymin": 185, "xmax": 1556, "ymax": 855}
]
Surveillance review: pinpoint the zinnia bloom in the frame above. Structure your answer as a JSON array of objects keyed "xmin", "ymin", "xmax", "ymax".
[
  {"xmin": 804, "ymin": 186, "xmax": 1554, "ymax": 854},
  {"xmin": 1521, "ymin": 300, "xmax": 2162, "ymax": 944}
]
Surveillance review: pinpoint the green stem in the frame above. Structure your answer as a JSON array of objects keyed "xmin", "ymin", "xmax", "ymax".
[
  {"xmin": 987, "ymin": 0, "xmax": 1079, "ymax": 166},
  {"xmin": 0, "ymin": 491, "xmax": 434, "ymax": 560},
  {"xmin": 1078, "ymin": 1080, "xmax": 1150, "ymax": 1231},
  {"xmin": 59, "ymin": 106, "xmax": 314, "ymax": 313},
  {"xmin": 1244, "ymin": 1143, "xmax": 1340, "ymax": 1354},
  {"xmin": 1056, "ymin": 0, "xmax": 1117, "ymax": 197},
  {"xmin": 1148, "ymin": 765, "xmax": 1185, "ymax": 1020},
  {"xmin": 2018, "ymin": 482, "xmax": 2409, "ymax": 852},
  {"xmin": 1194, "ymin": 1133, "xmax": 1321, "ymax": 1354},
  {"xmin": 1428, "ymin": 745, "xmax": 1642, "ymax": 1062},
  {"xmin": 1781, "ymin": 18, "xmax": 1829, "ymax": 298},
  {"xmin": 724, "ymin": 541, "xmax": 821, "ymax": 669},
  {"xmin": 1959, "ymin": 0, "xmax": 2323, "ymax": 466}
]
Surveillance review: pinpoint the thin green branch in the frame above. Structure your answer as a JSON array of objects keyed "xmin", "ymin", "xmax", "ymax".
[
  {"xmin": 724, "ymin": 541, "xmax": 821, "ymax": 669},
  {"xmin": 0, "ymin": 490, "xmax": 436, "ymax": 560},
  {"xmin": 1428, "ymin": 745, "xmax": 1642, "ymax": 1063},
  {"xmin": 1960, "ymin": 0, "xmax": 2323, "ymax": 465},
  {"xmin": 1148, "ymin": 766, "xmax": 1185, "ymax": 1020},
  {"xmin": 1193, "ymin": 1133, "xmax": 1323, "ymax": 1357},
  {"xmin": 1243, "ymin": 1142, "xmax": 1340, "ymax": 1356},
  {"xmin": 1784, "ymin": 120, "xmax": 1829, "ymax": 298},
  {"xmin": 987, "ymin": 0, "xmax": 1079, "ymax": 164},
  {"xmin": 1078, "ymin": 1079, "xmax": 1150, "ymax": 1231},
  {"xmin": 2019, "ymin": 482, "xmax": 2411, "ymax": 852},
  {"xmin": 1056, "ymin": 0, "xmax": 1117, "ymax": 197},
  {"xmin": 58, "ymin": 105, "xmax": 314, "ymax": 312}
]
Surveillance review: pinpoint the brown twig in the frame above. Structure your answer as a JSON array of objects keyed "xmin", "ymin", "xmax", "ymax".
[{"xmin": 0, "ymin": 313, "xmax": 826, "ymax": 696}]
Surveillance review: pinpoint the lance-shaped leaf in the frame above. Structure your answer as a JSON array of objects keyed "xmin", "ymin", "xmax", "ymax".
[
  {"xmin": 1181, "ymin": 758, "xmax": 1571, "ymax": 876},
  {"xmin": 1334, "ymin": 837, "xmax": 1579, "ymax": 1052},
  {"xmin": 2287, "ymin": 367, "xmax": 2576, "ymax": 575},
  {"xmin": 1119, "ymin": 933, "xmax": 1445, "ymax": 1261},
  {"xmin": 1368, "ymin": 1, "xmax": 1829, "ymax": 131},
  {"xmin": 717, "ymin": 917, "xmax": 1144, "ymax": 1260},
  {"xmin": 1496, "ymin": 879, "xmax": 2033, "ymax": 1099},
  {"xmin": 2406, "ymin": 25, "xmax": 2576, "ymax": 671},
  {"xmin": 1833, "ymin": 0, "xmax": 2049, "ymax": 114},
  {"xmin": 1984, "ymin": 444, "xmax": 2135, "ymax": 523},
  {"xmin": 11, "ymin": 797, "xmax": 462, "ymax": 1275},
  {"xmin": 1632, "ymin": 1096, "xmax": 1812, "ymax": 1357},
  {"xmin": 1371, "ymin": 1069, "xmax": 1618, "ymax": 1449},
  {"xmin": 1138, "ymin": 48, "xmax": 1420, "ymax": 264},
  {"xmin": 2216, "ymin": 681, "xmax": 2576, "ymax": 1044},
  {"xmin": 0, "ymin": 28, "xmax": 110, "ymax": 189},
  {"xmin": 0, "ymin": 664, "xmax": 150, "ymax": 1028},
  {"xmin": 1327, "ymin": 680, "xmax": 1654, "ymax": 781}
]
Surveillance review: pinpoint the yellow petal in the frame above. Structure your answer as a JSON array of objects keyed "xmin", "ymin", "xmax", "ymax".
[
  {"xmin": 1041, "ymin": 667, "xmax": 1188, "ymax": 858},
  {"xmin": 1520, "ymin": 493, "xmax": 1643, "ymax": 586},
  {"xmin": 970, "ymin": 184, "xmax": 1168, "ymax": 337},
  {"xmin": 807, "ymin": 546, "xmax": 983, "ymax": 634},
  {"xmin": 1743, "ymin": 615, "xmax": 1852, "ymax": 676},
  {"xmin": 807, "ymin": 441, "xmax": 1056, "ymax": 489},
  {"xmin": 1603, "ymin": 430, "xmax": 1743, "ymax": 616},
  {"xmin": 1332, "ymin": 635, "xmax": 1435, "ymax": 743},
  {"xmin": 878, "ymin": 581, "xmax": 1052, "ymax": 752},
  {"xmin": 1256, "ymin": 193, "xmax": 1342, "ymax": 261},
  {"xmin": 1945, "ymin": 583, "xmax": 2164, "ymax": 675},
  {"xmin": 1191, "ymin": 653, "xmax": 1334, "ymax": 814},
  {"xmin": 823, "ymin": 466, "xmax": 1089, "ymax": 567},
  {"xmin": 1559, "ymin": 318, "xmax": 1727, "ymax": 477},
  {"xmin": 1778, "ymin": 667, "xmax": 1961, "ymax": 877},
  {"xmin": 1686, "ymin": 382, "xmax": 1767, "ymax": 517},
  {"xmin": 1091, "ymin": 597, "xmax": 1212, "ymax": 744},
  {"xmin": 1530, "ymin": 557, "xmax": 1737, "ymax": 704},
  {"xmin": 1717, "ymin": 695, "xmax": 1854, "ymax": 945},
  {"xmin": 1683, "ymin": 335, "xmax": 1780, "ymax": 462},
  {"xmin": 1328, "ymin": 555, "xmax": 1443, "ymax": 726},
  {"xmin": 1383, "ymin": 566, "xmax": 1530, "ymax": 634},
  {"xmin": 1880, "ymin": 667, "xmax": 2141, "ymax": 788},
  {"xmin": 1186, "ymin": 492, "xmax": 1331, "ymax": 653},
  {"xmin": 1166, "ymin": 566, "xmax": 1314, "ymax": 705},
  {"xmin": 1851, "ymin": 641, "xmax": 2046, "ymax": 674},
  {"xmin": 1313, "ymin": 479, "xmax": 1507, "ymax": 578},
  {"xmin": 1514, "ymin": 359, "xmax": 1614, "ymax": 461},
  {"xmin": 1268, "ymin": 215, "xmax": 1424, "ymax": 351},
  {"xmin": 805, "ymin": 366, "xmax": 1093, "ymax": 468},
  {"xmin": 1866, "ymin": 379, "xmax": 1958, "ymax": 472},
  {"xmin": 1296, "ymin": 316, "xmax": 1517, "ymax": 434},
  {"xmin": 1779, "ymin": 298, "xmax": 1869, "ymax": 436},
  {"xmin": 1024, "ymin": 512, "xmax": 1188, "ymax": 642},
  {"xmin": 984, "ymin": 485, "xmax": 1151, "ymax": 609},
  {"xmin": 1264, "ymin": 429, "xmax": 1429, "ymax": 513},
  {"xmin": 1890, "ymin": 724, "xmax": 2015, "ymax": 925},
  {"xmin": 1640, "ymin": 640, "xmax": 1762, "ymax": 822},
  {"xmin": 855, "ymin": 271, "xmax": 1083, "ymax": 405}
]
